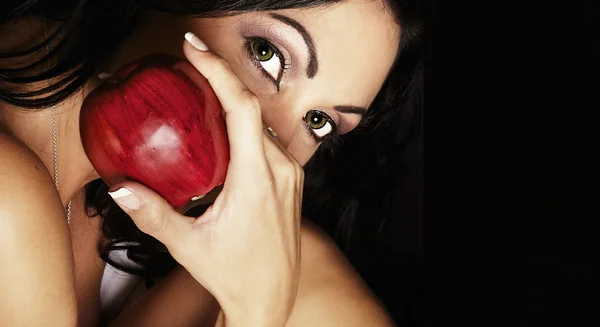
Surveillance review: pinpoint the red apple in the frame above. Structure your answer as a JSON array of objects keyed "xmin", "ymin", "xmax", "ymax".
[{"xmin": 80, "ymin": 54, "xmax": 229, "ymax": 208}]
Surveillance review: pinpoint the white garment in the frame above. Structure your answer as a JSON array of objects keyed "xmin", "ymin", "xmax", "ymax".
[{"xmin": 99, "ymin": 249, "xmax": 147, "ymax": 321}]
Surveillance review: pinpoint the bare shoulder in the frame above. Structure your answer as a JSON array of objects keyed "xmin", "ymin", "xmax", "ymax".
[
  {"xmin": 0, "ymin": 130, "xmax": 69, "ymax": 243},
  {"xmin": 0, "ymin": 131, "xmax": 52, "ymax": 182},
  {"xmin": 0, "ymin": 131, "xmax": 77, "ymax": 324},
  {"xmin": 0, "ymin": 131, "xmax": 57, "ymax": 215},
  {"xmin": 286, "ymin": 219, "xmax": 396, "ymax": 327}
]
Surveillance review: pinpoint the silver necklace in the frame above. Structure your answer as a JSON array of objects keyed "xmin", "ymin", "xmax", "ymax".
[{"xmin": 44, "ymin": 19, "xmax": 72, "ymax": 225}]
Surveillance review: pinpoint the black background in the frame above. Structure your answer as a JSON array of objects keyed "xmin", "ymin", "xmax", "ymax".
[{"xmin": 359, "ymin": 1, "xmax": 598, "ymax": 326}]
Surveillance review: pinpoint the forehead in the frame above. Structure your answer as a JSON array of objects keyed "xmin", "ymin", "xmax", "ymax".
[{"xmin": 280, "ymin": 0, "xmax": 401, "ymax": 106}]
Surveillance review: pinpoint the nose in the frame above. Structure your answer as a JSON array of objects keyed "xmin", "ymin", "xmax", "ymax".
[{"xmin": 256, "ymin": 84, "xmax": 332, "ymax": 166}]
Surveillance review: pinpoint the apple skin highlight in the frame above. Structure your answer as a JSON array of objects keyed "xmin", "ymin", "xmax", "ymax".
[{"xmin": 80, "ymin": 54, "xmax": 229, "ymax": 208}]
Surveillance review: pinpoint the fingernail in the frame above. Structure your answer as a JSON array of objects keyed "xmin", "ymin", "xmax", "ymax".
[
  {"xmin": 109, "ymin": 188, "xmax": 141, "ymax": 211},
  {"xmin": 264, "ymin": 126, "xmax": 279, "ymax": 139},
  {"xmin": 185, "ymin": 32, "xmax": 209, "ymax": 51}
]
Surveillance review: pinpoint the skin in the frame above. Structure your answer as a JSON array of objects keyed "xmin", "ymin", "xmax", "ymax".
[{"xmin": 0, "ymin": 0, "xmax": 401, "ymax": 325}]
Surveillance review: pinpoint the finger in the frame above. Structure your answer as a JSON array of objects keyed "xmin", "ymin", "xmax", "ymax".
[
  {"xmin": 262, "ymin": 127, "xmax": 304, "ymax": 202},
  {"xmin": 262, "ymin": 124, "xmax": 300, "ymax": 168},
  {"xmin": 108, "ymin": 181, "xmax": 192, "ymax": 247},
  {"xmin": 262, "ymin": 126, "xmax": 292, "ymax": 173},
  {"xmin": 182, "ymin": 32, "xmax": 264, "ymax": 167},
  {"xmin": 262, "ymin": 124, "xmax": 286, "ymax": 155}
]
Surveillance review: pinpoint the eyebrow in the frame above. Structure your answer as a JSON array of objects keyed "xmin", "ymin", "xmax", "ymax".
[
  {"xmin": 269, "ymin": 13, "xmax": 318, "ymax": 78},
  {"xmin": 334, "ymin": 105, "xmax": 368, "ymax": 117}
]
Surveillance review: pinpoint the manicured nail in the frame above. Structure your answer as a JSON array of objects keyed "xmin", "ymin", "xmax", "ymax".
[
  {"xmin": 109, "ymin": 188, "xmax": 141, "ymax": 211},
  {"xmin": 185, "ymin": 32, "xmax": 209, "ymax": 51},
  {"xmin": 264, "ymin": 126, "xmax": 279, "ymax": 139}
]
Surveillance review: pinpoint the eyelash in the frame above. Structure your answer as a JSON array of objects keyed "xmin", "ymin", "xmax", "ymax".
[
  {"xmin": 244, "ymin": 37, "xmax": 290, "ymax": 91},
  {"xmin": 302, "ymin": 110, "xmax": 341, "ymax": 143},
  {"xmin": 243, "ymin": 37, "xmax": 340, "ymax": 143}
]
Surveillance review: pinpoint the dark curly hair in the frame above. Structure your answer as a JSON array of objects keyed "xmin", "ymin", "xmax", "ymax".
[{"xmin": 0, "ymin": 0, "xmax": 422, "ymax": 285}]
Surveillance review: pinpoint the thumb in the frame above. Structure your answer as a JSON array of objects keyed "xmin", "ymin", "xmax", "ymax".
[{"xmin": 108, "ymin": 182, "xmax": 190, "ymax": 246}]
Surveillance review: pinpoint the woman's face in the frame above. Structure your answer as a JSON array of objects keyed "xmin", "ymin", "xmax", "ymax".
[{"xmin": 187, "ymin": 0, "xmax": 400, "ymax": 165}]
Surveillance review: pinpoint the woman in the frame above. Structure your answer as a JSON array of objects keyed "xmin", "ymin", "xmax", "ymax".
[{"xmin": 0, "ymin": 0, "xmax": 422, "ymax": 326}]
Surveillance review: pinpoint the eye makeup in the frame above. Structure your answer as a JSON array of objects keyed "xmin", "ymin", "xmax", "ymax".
[
  {"xmin": 302, "ymin": 110, "xmax": 341, "ymax": 143},
  {"xmin": 243, "ymin": 36, "xmax": 291, "ymax": 91},
  {"xmin": 233, "ymin": 16, "xmax": 360, "ymax": 144},
  {"xmin": 236, "ymin": 18, "xmax": 307, "ymax": 85}
]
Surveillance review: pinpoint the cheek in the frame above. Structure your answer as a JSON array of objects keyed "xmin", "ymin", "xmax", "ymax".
[
  {"xmin": 286, "ymin": 127, "xmax": 320, "ymax": 166},
  {"xmin": 255, "ymin": 97, "xmax": 296, "ymax": 146},
  {"xmin": 255, "ymin": 97, "xmax": 319, "ymax": 166}
]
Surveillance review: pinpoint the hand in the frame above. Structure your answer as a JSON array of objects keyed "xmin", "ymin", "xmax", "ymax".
[{"xmin": 108, "ymin": 32, "xmax": 303, "ymax": 327}]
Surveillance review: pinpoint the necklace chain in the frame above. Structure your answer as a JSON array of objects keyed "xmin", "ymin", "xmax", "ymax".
[{"xmin": 44, "ymin": 18, "xmax": 72, "ymax": 225}]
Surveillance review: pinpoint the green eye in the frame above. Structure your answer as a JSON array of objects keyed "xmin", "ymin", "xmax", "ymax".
[
  {"xmin": 303, "ymin": 110, "xmax": 335, "ymax": 141},
  {"xmin": 245, "ymin": 37, "xmax": 288, "ymax": 91},
  {"xmin": 252, "ymin": 40, "xmax": 275, "ymax": 61},
  {"xmin": 304, "ymin": 110, "xmax": 328, "ymax": 129}
]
